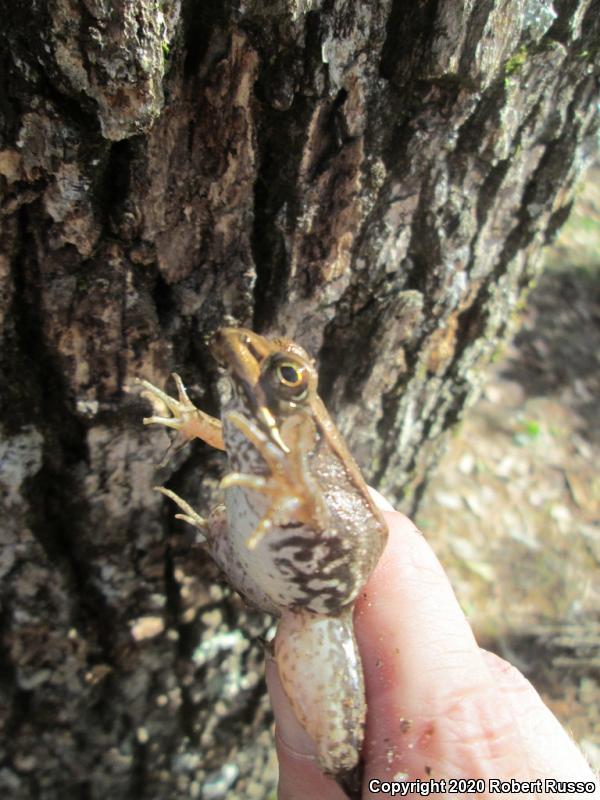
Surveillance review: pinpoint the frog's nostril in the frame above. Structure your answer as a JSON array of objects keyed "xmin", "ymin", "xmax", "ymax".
[{"xmin": 245, "ymin": 339, "xmax": 264, "ymax": 362}]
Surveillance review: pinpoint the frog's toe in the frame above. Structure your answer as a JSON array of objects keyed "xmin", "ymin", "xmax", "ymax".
[
  {"xmin": 171, "ymin": 372, "xmax": 192, "ymax": 406},
  {"xmin": 137, "ymin": 378, "xmax": 180, "ymax": 414},
  {"xmin": 220, "ymin": 472, "xmax": 267, "ymax": 491},
  {"xmin": 154, "ymin": 486, "xmax": 208, "ymax": 534},
  {"xmin": 138, "ymin": 377, "xmax": 194, "ymax": 433},
  {"xmin": 142, "ymin": 413, "xmax": 183, "ymax": 431},
  {"xmin": 245, "ymin": 495, "xmax": 303, "ymax": 550},
  {"xmin": 224, "ymin": 410, "xmax": 288, "ymax": 460}
]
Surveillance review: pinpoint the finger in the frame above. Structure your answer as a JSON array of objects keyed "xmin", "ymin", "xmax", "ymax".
[
  {"xmin": 355, "ymin": 510, "xmax": 527, "ymax": 782},
  {"xmin": 265, "ymin": 658, "xmax": 348, "ymax": 800},
  {"xmin": 482, "ymin": 650, "xmax": 599, "ymax": 787},
  {"xmin": 368, "ymin": 486, "xmax": 395, "ymax": 511}
]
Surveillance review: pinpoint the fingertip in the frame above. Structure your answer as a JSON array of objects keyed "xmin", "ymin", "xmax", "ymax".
[{"xmin": 368, "ymin": 486, "xmax": 396, "ymax": 512}]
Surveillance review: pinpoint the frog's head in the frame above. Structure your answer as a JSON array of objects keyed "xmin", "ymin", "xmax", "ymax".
[{"xmin": 211, "ymin": 327, "xmax": 318, "ymax": 452}]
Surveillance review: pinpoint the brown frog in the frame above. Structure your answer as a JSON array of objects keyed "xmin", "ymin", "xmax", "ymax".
[{"xmin": 138, "ymin": 327, "xmax": 388, "ymax": 795}]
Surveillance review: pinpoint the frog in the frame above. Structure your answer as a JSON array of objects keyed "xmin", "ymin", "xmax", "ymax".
[{"xmin": 138, "ymin": 327, "xmax": 388, "ymax": 797}]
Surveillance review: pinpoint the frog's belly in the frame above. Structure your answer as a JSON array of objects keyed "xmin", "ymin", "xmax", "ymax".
[{"xmin": 224, "ymin": 487, "xmax": 356, "ymax": 615}]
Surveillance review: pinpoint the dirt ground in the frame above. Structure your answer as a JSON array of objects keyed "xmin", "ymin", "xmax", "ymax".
[{"xmin": 416, "ymin": 165, "xmax": 600, "ymax": 771}]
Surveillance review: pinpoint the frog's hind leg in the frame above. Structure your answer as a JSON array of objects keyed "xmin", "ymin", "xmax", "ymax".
[{"xmin": 274, "ymin": 607, "xmax": 365, "ymax": 793}]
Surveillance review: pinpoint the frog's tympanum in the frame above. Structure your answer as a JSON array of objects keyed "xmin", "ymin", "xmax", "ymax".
[{"xmin": 138, "ymin": 328, "xmax": 388, "ymax": 796}]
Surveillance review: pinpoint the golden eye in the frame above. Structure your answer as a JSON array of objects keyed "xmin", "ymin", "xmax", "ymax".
[
  {"xmin": 262, "ymin": 356, "xmax": 310, "ymax": 405},
  {"xmin": 276, "ymin": 362, "xmax": 303, "ymax": 388}
]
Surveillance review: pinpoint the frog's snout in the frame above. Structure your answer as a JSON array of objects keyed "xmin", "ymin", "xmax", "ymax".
[{"xmin": 211, "ymin": 327, "xmax": 270, "ymax": 369}]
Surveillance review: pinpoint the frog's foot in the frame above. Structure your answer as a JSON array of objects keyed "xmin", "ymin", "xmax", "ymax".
[
  {"xmin": 155, "ymin": 486, "xmax": 207, "ymax": 536},
  {"xmin": 221, "ymin": 411, "xmax": 328, "ymax": 549},
  {"xmin": 137, "ymin": 374, "xmax": 224, "ymax": 460}
]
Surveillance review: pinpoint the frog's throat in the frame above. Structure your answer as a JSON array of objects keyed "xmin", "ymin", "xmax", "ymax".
[{"xmin": 213, "ymin": 328, "xmax": 290, "ymax": 452}]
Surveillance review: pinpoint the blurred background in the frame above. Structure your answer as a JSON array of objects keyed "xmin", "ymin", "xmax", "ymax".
[{"xmin": 416, "ymin": 161, "xmax": 600, "ymax": 771}]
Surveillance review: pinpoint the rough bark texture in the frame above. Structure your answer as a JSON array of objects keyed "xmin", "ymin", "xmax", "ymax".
[{"xmin": 0, "ymin": 1, "xmax": 598, "ymax": 798}]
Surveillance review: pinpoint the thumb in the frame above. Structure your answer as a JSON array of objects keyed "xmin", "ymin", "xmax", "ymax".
[{"xmin": 265, "ymin": 657, "xmax": 349, "ymax": 799}]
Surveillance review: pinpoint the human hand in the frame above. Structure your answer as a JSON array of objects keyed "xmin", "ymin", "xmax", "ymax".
[{"xmin": 266, "ymin": 494, "xmax": 599, "ymax": 798}]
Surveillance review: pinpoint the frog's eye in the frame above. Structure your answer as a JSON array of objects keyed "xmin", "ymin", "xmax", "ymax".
[
  {"xmin": 276, "ymin": 362, "xmax": 303, "ymax": 388},
  {"xmin": 263, "ymin": 356, "xmax": 310, "ymax": 404}
]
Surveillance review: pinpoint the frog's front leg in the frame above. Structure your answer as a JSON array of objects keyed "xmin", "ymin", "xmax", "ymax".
[
  {"xmin": 222, "ymin": 411, "xmax": 329, "ymax": 549},
  {"xmin": 274, "ymin": 606, "xmax": 365, "ymax": 789},
  {"xmin": 137, "ymin": 373, "xmax": 224, "ymax": 454}
]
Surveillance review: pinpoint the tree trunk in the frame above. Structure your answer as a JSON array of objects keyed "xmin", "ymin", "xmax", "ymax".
[{"xmin": 0, "ymin": 1, "xmax": 597, "ymax": 797}]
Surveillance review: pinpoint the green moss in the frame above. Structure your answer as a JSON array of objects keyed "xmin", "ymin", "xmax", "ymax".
[
  {"xmin": 76, "ymin": 273, "xmax": 92, "ymax": 291},
  {"xmin": 513, "ymin": 418, "xmax": 542, "ymax": 445},
  {"xmin": 505, "ymin": 45, "xmax": 529, "ymax": 76},
  {"xmin": 524, "ymin": 419, "xmax": 541, "ymax": 438},
  {"xmin": 577, "ymin": 214, "xmax": 600, "ymax": 234},
  {"xmin": 450, "ymin": 419, "xmax": 465, "ymax": 438},
  {"xmin": 490, "ymin": 345, "xmax": 505, "ymax": 364},
  {"xmin": 401, "ymin": 481, "xmax": 415, "ymax": 501}
]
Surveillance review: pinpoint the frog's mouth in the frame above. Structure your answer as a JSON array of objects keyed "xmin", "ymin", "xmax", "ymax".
[{"xmin": 211, "ymin": 327, "xmax": 290, "ymax": 453}]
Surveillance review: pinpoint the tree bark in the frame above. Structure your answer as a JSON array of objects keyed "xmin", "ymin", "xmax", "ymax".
[{"xmin": 0, "ymin": 1, "xmax": 598, "ymax": 797}]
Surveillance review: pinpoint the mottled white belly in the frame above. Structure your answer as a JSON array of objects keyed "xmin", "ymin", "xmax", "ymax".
[{"xmin": 224, "ymin": 486, "xmax": 353, "ymax": 614}]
